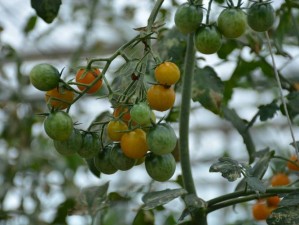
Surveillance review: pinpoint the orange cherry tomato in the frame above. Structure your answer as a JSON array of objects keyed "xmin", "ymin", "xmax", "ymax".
[
  {"xmin": 266, "ymin": 196, "xmax": 280, "ymax": 207},
  {"xmin": 120, "ymin": 128, "xmax": 148, "ymax": 159},
  {"xmin": 107, "ymin": 120, "xmax": 128, "ymax": 142},
  {"xmin": 113, "ymin": 106, "xmax": 131, "ymax": 123},
  {"xmin": 287, "ymin": 155, "xmax": 299, "ymax": 171},
  {"xmin": 271, "ymin": 173, "xmax": 290, "ymax": 187},
  {"xmin": 75, "ymin": 68, "xmax": 102, "ymax": 94},
  {"xmin": 154, "ymin": 61, "xmax": 180, "ymax": 85},
  {"xmin": 45, "ymin": 86, "xmax": 74, "ymax": 110},
  {"xmin": 252, "ymin": 202, "xmax": 271, "ymax": 221},
  {"xmin": 147, "ymin": 85, "xmax": 175, "ymax": 112}
]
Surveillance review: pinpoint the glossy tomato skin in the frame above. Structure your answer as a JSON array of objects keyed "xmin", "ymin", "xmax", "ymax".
[
  {"xmin": 107, "ymin": 120, "xmax": 128, "ymax": 141},
  {"xmin": 45, "ymin": 86, "xmax": 74, "ymax": 110},
  {"xmin": 94, "ymin": 144, "xmax": 117, "ymax": 175},
  {"xmin": 247, "ymin": 2, "xmax": 275, "ymax": 32},
  {"xmin": 130, "ymin": 102, "xmax": 152, "ymax": 125},
  {"xmin": 174, "ymin": 2, "xmax": 203, "ymax": 34},
  {"xmin": 53, "ymin": 128, "xmax": 83, "ymax": 156},
  {"xmin": 154, "ymin": 62, "xmax": 180, "ymax": 85},
  {"xmin": 75, "ymin": 68, "xmax": 103, "ymax": 94},
  {"xmin": 109, "ymin": 143, "xmax": 136, "ymax": 171},
  {"xmin": 44, "ymin": 111, "xmax": 73, "ymax": 141},
  {"xmin": 194, "ymin": 25, "xmax": 222, "ymax": 54},
  {"xmin": 217, "ymin": 8, "xmax": 246, "ymax": 39},
  {"xmin": 147, "ymin": 85, "xmax": 175, "ymax": 112},
  {"xmin": 120, "ymin": 128, "xmax": 148, "ymax": 159},
  {"xmin": 252, "ymin": 202, "xmax": 271, "ymax": 220},
  {"xmin": 78, "ymin": 132, "xmax": 101, "ymax": 159},
  {"xmin": 147, "ymin": 123, "xmax": 177, "ymax": 155},
  {"xmin": 145, "ymin": 153, "xmax": 176, "ymax": 182},
  {"xmin": 30, "ymin": 63, "xmax": 60, "ymax": 91}
]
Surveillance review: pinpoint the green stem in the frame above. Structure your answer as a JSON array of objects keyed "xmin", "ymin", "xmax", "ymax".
[
  {"xmin": 179, "ymin": 34, "xmax": 207, "ymax": 225},
  {"xmin": 206, "ymin": 0, "xmax": 213, "ymax": 25}
]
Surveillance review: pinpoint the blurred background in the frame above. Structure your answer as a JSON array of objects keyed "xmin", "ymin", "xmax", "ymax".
[{"xmin": 0, "ymin": 0, "xmax": 298, "ymax": 224}]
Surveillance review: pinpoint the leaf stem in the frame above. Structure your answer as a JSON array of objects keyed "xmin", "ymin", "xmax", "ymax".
[{"xmin": 265, "ymin": 31, "xmax": 299, "ymax": 155}]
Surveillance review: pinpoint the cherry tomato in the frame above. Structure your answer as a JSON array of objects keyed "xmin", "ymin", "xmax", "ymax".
[
  {"xmin": 252, "ymin": 202, "xmax": 271, "ymax": 220},
  {"xmin": 271, "ymin": 173, "xmax": 290, "ymax": 187},
  {"xmin": 287, "ymin": 155, "xmax": 299, "ymax": 171},
  {"xmin": 109, "ymin": 143, "xmax": 136, "ymax": 171},
  {"xmin": 78, "ymin": 132, "xmax": 101, "ymax": 159},
  {"xmin": 53, "ymin": 129, "xmax": 82, "ymax": 156},
  {"xmin": 44, "ymin": 111, "xmax": 73, "ymax": 141},
  {"xmin": 266, "ymin": 196, "xmax": 280, "ymax": 207},
  {"xmin": 120, "ymin": 128, "xmax": 148, "ymax": 159},
  {"xmin": 194, "ymin": 25, "xmax": 222, "ymax": 54},
  {"xmin": 30, "ymin": 63, "xmax": 60, "ymax": 91},
  {"xmin": 45, "ymin": 86, "xmax": 74, "ymax": 110},
  {"xmin": 107, "ymin": 120, "xmax": 128, "ymax": 141},
  {"xmin": 113, "ymin": 105, "xmax": 131, "ymax": 123},
  {"xmin": 130, "ymin": 102, "xmax": 152, "ymax": 125},
  {"xmin": 147, "ymin": 85, "xmax": 175, "ymax": 112},
  {"xmin": 154, "ymin": 62, "xmax": 180, "ymax": 85},
  {"xmin": 174, "ymin": 2, "xmax": 203, "ymax": 34},
  {"xmin": 217, "ymin": 8, "xmax": 246, "ymax": 39},
  {"xmin": 247, "ymin": 2, "xmax": 275, "ymax": 32},
  {"xmin": 75, "ymin": 68, "xmax": 103, "ymax": 94},
  {"xmin": 94, "ymin": 144, "xmax": 117, "ymax": 175}
]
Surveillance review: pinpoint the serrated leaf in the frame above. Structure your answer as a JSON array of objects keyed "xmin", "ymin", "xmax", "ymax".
[
  {"xmin": 279, "ymin": 191, "xmax": 299, "ymax": 207},
  {"xmin": 244, "ymin": 176, "xmax": 266, "ymax": 193},
  {"xmin": 209, "ymin": 157, "xmax": 242, "ymax": 182},
  {"xmin": 142, "ymin": 188, "xmax": 187, "ymax": 210},
  {"xmin": 258, "ymin": 101, "xmax": 279, "ymax": 121},
  {"xmin": 267, "ymin": 205, "xmax": 299, "ymax": 225},
  {"xmin": 235, "ymin": 150, "xmax": 274, "ymax": 191},
  {"xmin": 132, "ymin": 209, "xmax": 155, "ymax": 225},
  {"xmin": 192, "ymin": 66, "xmax": 224, "ymax": 114},
  {"xmin": 31, "ymin": 0, "xmax": 61, "ymax": 23}
]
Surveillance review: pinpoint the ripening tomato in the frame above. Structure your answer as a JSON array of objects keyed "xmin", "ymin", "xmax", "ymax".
[
  {"xmin": 194, "ymin": 25, "xmax": 222, "ymax": 54},
  {"xmin": 147, "ymin": 85, "xmax": 175, "ymax": 112},
  {"xmin": 174, "ymin": 2, "xmax": 203, "ymax": 34},
  {"xmin": 75, "ymin": 68, "xmax": 103, "ymax": 94},
  {"xmin": 247, "ymin": 2, "xmax": 275, "ymax": 32},
  {"xmin": 217, "ymin": 8, "xmax": 247, "ymax": 39},
  {"xmin": 266, "ymin": 196, "xmax": 280, "ymax": 207},
  {"xmin": 154, "ymin": 62, "xmax": 180, "ymax": 85},
  {"xmin": 287, "ymin": 155, "xmax": 299, "ymax": 171},
  {"xmin": 44, "ymin": 111, "xmax": 73, "ymax": 141},
  {"xmin": 113, "ymin": 105, "xmax": 131, "ymax": 123},
  {"xmin": 271, "ymin": 173, "xmax": 290, "ymax": 187},
  {"xmin": 45, "ymin": 86, "xmax": 74, "ymax": 110},
  {"xmin": 29, "ymin": 63, "xmax": 60, "ymax": 91},
  {"xmin": 120, "ymin": 128, "xmax": 148, "ymax": 159},
  {"xmin": 252, "ymin": 202, "xmax": 271, "ymax": 220},
  {"xmin": 107, "ymin": 120, "xmax": 128, "ymax": 141}
]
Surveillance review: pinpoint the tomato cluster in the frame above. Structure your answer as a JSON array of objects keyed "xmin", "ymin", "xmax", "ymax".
[
  {"xmin": 174, "ymin": 1, "xmax": 275, "ymax": 54},
  {"xmin": 29, "ymin": 60, "xmax": 180, "ymax": 182}
]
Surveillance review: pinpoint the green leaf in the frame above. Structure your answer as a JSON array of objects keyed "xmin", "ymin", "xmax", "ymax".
[
  {"xmin": 31, "ymin": 0, "xmax": 62, "ymax": 23},
  {"xmin": 209, "ymin": 157, "xmax": 242, "ymax": 182},
  {"xmin": 132, "ymin": 209, "xmax": 155, "ymax": 225},
  {"xmin": 81, "ymin": 182, "xmax": 109, "ymax": 210},
  {"xmin": 23, "ymin": 15, "xmax": 37, "ymax": 34},
  {"xmin": 258, "ymin": 101, "xmax": 279, "ymax": 121},
  {"xmin": 192, "ymin": 66, "xmax": 224, "ymax": 114},
  {"xmin": 244, "ymin": 176, "xmax": 266, "ymax": 193},
  {"xmin": 142, "ymin": 188, "xmax": 187, "ymax": 210},
  {"xmin": 163, "ymin": 214, "xmax": 177, "ymax": 225},
  {"xmin": 267, "ymin": 205, "xmax": 299, "ymax": 225},
  {"xmin": 217, "ymin": 39, "xmax": 239, "ymax": 59},
  {"xmin": 85, "ymin": 158, "xmax": 101, "ymax": 178},
  {"xmin": 52, "ymin": 198, "xmax": 76, "ymax": 224},
  {"xmin": 279, "ymin": 191, "xmax": 299, "ymax": 207}
]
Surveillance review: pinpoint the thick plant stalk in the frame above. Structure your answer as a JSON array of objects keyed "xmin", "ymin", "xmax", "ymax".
[{"xmin": 179, "ymin": 34, "xmax": 207, "ymax": 225}]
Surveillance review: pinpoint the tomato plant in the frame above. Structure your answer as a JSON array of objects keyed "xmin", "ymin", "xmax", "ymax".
[
  {"xmin": 45, "ymin": 86, "xmax": 74, "ymax": 110},
  {"xmin": 75, "ymin": 67, "xmax": 103, "ymax": 94},
  {"xmin": 194, "ymin": 25, "xmax": 222, "ymax": 54},
  {"xmin": 107, "ymin": 120, "xmax": 128, "ymax": 141},
  {"xmin": 147, "ymin": 123, "xmax": 177, "ymax": 155},
  {"xmin": 154, "ymin": 61, "xmax": 180, "ymax": 86},
  {"xmin": 44, "ymin": 111, "xmax": 73, "ymax": 141},
  {"xmin": 78, "ymin": 132, "xmax": 101, "ymax": 159},
  {"xmin": 174, "ymin": 2, "xmax": 203, "ymax": 34},
  {"xmin": 94, "ymin": 144, "xmax": 118, "ymax": 175},
  {"xmin": 29, "ymin": 63, "xmax": 60, "ymax": 91},
  {"xmin": 145, "ymin": 153, "xmax": 176, "ymax": 182},
  {"xmin": 120, "ymin": 128, "xmax": 148, "ymax": 159},
  {"xmin": 147, "ymin": 85, "xmax": 175, "ymax": 111},
  {"xmin": 109, "ymin": 143, "xmax": 136, "ymax": 171},
  {"xmin": 53, "ymin": 129, "xmax": 82, "ymax": 156},
  {"xmin": 217, "ymin": 8, "xmax": 246, "ymax": 39},
  {"xmin": 130, "ymin": 102, "xmax": 152, "ymax": 125},
  {"xmin": 247, "ymin": 1, "xmax": 275, "ymax": 32}
]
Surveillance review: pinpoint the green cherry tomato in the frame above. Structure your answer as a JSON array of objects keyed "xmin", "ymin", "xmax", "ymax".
[
  {"xmin": 78, "ymin": 132, "xmax": 101, "ymax": 159},
  {"xmin": 174, "ymin": 2, "xmax": 203, "ymax": 34},
  {"xmin": 94, "ymin": 144, "xmax": 117, "ymax": 175},
  {"xmin": 53, "ymin": 129, "xmax": 83, "ymax": 156},
  {"xmin": 217, "ymin": 8, "xmax": 247, "ymax": 39},
  {"xmin": 130, "ymin": 102, "xmax": 152, "ymax": 125},
  {"xmin": 194, "ymin": 25, "xmax": 222, "ymax": 54},
  {"xmin": 247, "ymin": 2, "xmax": 275, "ymax": 32},
  {"xmin": 29, "ymin": 63, "xmax": 60, "ymax": 91},
  {"xmin": 145, "ymin": 153, "xmax": 176, "ymax": 182},
  {"xmin": 44, "ymin": 111, "xmax": 73, "ymax": 141},
  {"xmin": 109, "ymin": 143, "xmax": 136, "ymax": 171},
  {"xmin": 147, "ymin": 123, "xmax": 177, "ymax": 155}
]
